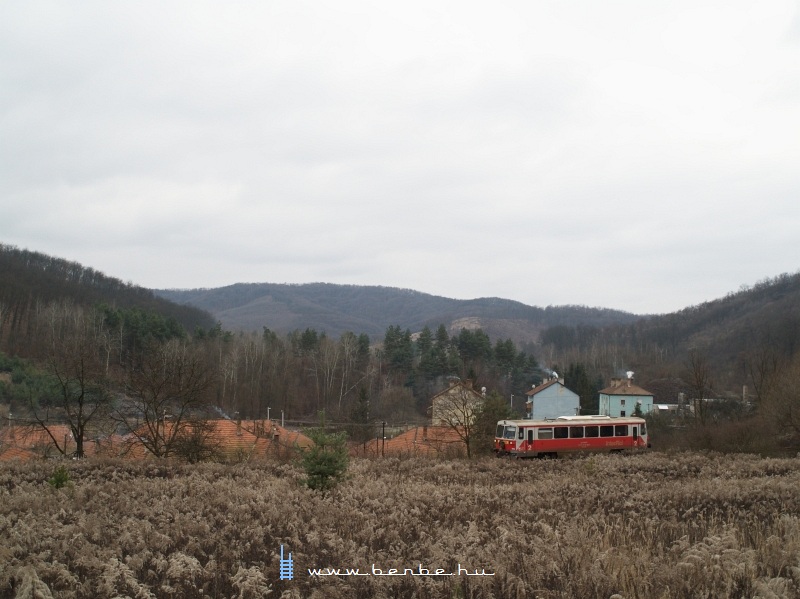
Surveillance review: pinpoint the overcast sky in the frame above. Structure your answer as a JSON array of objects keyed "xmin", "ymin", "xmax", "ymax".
[{"xmin": 2, "ymin": 1, "xmax": 799, "ymax": 315}]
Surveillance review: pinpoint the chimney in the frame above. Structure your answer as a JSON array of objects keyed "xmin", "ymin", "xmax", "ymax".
[{"xmin": 236, "ymin": 415, "xmax": 242, "ymax": 436}]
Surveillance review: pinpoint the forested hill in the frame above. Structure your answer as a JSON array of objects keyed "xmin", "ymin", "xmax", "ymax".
[
  {"xmin": 644, "ymin": 272, "xmax": 800, "ymax": 366},
  {"xmin": 0, "ymin": 244, "xmax": 216, "ymax": 335},
  {"xmin": 538, "ymin": 271, "xmax": 800, "ymax": 390},
  {"xmin": 155, "ymin": 283, "xmax": 640, "ymax": 343}
]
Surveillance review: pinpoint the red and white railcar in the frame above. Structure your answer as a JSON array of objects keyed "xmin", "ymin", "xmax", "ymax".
[{"xmin": 494, "ymin": 415, "xmax": 649, "ymax": 458}]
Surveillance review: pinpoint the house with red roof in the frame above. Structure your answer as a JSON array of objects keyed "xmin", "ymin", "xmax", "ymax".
[
  {"xmin": 355, "ymin": 425, "xmax": 467, "ymax": 458},
  {"xmin": 599, "ymin": 376, "xmax": 654, "ymax": 417},
  {"xmin": 0, "ymin": 418, "xmax": 313, "ymax": 462}
]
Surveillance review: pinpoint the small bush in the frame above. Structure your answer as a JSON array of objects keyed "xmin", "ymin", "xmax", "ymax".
[
  {"xmin": 47, "ymin": 465, "xmax": 71, "ymax": 489},
  {"xmin": 299, "ymin": 428, "xmax": 349, "ymax": 494}
]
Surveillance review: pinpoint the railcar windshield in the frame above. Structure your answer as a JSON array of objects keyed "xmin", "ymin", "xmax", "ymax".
[
  {"xmin": 496, "ymin": 424, "xmax": 504, "ymax": 438},
  {"xmin": 641, "ymin": 422, "xmax": 647, "ymax": 436},
  {"xmin": 503, "ymin": 426, "xmax": 516, "ymax": 439}
]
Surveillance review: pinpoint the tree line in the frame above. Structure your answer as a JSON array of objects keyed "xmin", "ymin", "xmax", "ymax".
[{"xmin": 0, "ymin": 298, "xmax": 539, "ymax": 459}]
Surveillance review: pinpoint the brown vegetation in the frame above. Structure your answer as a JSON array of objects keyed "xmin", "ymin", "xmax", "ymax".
[{"xmin": 2, "ymin": 452, "xmax": 800, "ymax": 598}]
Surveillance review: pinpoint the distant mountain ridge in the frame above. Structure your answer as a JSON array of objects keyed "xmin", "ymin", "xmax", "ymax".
[{"xmin": 155, "ymin": 283, "xmax": 641, "ymax": 343}]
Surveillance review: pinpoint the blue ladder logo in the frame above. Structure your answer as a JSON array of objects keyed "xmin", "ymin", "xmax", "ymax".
[{"xmin": 279, "ymin": 545, "xmax": 294, "ymax": 580}]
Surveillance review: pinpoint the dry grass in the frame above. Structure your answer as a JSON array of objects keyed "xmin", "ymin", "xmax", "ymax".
[{"xmin": 1, "ymin": 452, "xmax": 800, "ymax": 598}]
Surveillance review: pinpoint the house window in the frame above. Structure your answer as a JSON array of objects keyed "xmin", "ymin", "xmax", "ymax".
[
  {"xmin": 620, "ymin": 410, "xmax": 626, "ymax": 417},
  {"xmin": 620, "ymin": 399, "xmax": 626, "ymax": 406}
]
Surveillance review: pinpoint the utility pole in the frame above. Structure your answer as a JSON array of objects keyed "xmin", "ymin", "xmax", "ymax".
[{"xmin": 381, "ymin": 421, "xmax": 386, "ymax": 457}]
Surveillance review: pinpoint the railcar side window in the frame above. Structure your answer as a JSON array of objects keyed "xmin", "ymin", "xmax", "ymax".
[
  {"xmin": 585, "ymin": 426, "xmax": 599, "ymax": 438},
  {"xmin": 569, "ymin": 427, "xmax": 584, "ymax": 438},
  {"xmin": 600, "ymin": 425, "xmax": 614, "ymax": 437},
  {"xmin": 518, "ymin": 428, "xmax": 524, "ymax": 440},
  {"xmin": 538, "ymin": 428, "xmax": 553, "ymax": 440},
  {"xmin": 615, "ymin": 425, "xmax": 628, "ymax": 436},
  {"xmin": 554, "ymin": 427, "xmax": 569, "ymax": 439}
]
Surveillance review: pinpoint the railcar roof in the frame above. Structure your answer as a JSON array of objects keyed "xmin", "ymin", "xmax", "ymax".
[{"xmin": 498, "ymin": 416, "xmax": 646, "ymax": 426}]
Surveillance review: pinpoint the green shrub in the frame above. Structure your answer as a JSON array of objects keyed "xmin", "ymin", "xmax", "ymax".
[
  {"xmin": 299, "ymin": 428, "xmax": 349, "ymax": 495},
  {"xmin": 47, "ymin": 465, "xmax": 71, "ymax": 489}
]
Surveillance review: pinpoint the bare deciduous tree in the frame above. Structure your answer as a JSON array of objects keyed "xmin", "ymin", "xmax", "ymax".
[
  {"xmin": 29, "ymin": 302, "xmax": 113, "ymax": 458},
  {"xmin": 686, "ymin": 349, "xmax": 714, "ymax": 426},
  {"xmin": 745, "ymin": 346, "xmax": 784, "ymax": 404},
  {"xmin": 432, "ymin": 382, "xmax": 484, "ymax": 458},
  {"xmin": 115, "ymin": 339, "xmax": 213, "ymax": 458},
  {"xmin": 762, "ymin": 354, "xmax": 800, "ymax": 449},
  {"xmin": 172, "ymin": 418, "xmax": 223, "ymax": 463}
]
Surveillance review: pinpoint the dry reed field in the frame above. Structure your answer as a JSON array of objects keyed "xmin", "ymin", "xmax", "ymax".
[{"xmin": 1, "ymin": 452, "xmax": 800, "ymax": 599}]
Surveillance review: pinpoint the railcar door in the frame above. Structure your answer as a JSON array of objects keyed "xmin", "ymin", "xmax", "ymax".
[{"xmin": 632, "ymin": 425, "xmax": 649, "ymax": 449}]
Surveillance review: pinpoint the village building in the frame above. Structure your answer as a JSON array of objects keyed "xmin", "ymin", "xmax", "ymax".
[
  {"xmin": 430, "ymin": 379, "xmax": 485, "ymax": 426},
  {"xmin": 598, "ymin": 376, "xmax": 654, "ymax": 417},
  {"xmin": 525, "ymin": 377, "xmax": 580, "ymax": 419}
]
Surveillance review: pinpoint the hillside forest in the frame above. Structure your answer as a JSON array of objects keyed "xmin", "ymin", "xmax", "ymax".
[{"xmin": 2, "ymin": 243, "xmax": 800, "ymax": 456}]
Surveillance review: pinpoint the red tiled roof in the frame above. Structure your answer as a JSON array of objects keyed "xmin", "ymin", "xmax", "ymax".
[
  {"xmin": 0, "ymin": 424, "xmax": 76, "ymax": 460},
  {"xmin": 599, "ymin": 381, "xmax": 654, "ymax": 396},
  {"xmin": 354, "ymin": 426, "xmax": 467, "ymax": 458},
  {"xmin": 0, "ymin": 419, "xmax": 314, "ymax": 462},
  {"xmin": 203, "ymin": 419, "xmax": 313, "ymax": 460}
]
